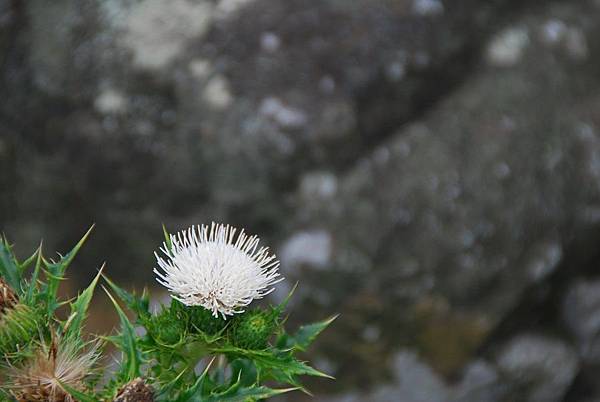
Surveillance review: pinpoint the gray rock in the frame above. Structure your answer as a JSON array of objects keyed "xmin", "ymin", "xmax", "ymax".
[
  {"xmin": 26, "ymin": 0, "xmax": 79, "ymax": 95},
  {"xmin": 495, "ymin": 334, "xmax": 579, "ymax": 402},
  {"xmin": 563, "ymin": 279, "xmax": 600, "ymax": 363},
  {"xmin": 389, "ymin": 350, "xmax": 451, "ymax": 402},
  {"xmin": 2, "ymin": 0, "xmax": 535, "ymax": 279},
  {"xmin": 452, "ymin": 360, "xmax": 505, "ymax": 402},
  {"xmin": 486, "ymin": 27, "xmax": 530, "ymax": 67},
  {"xmin": 280, "ymin": 229, "xmax": 332, "ymax": 271},
  {"xmin": 316, "ymin": 351, "xmax": 450, "ymax": 402},
  {"xmin": 318, "ymin": 358, "xmax": 508, "ymax": 402},
  {"xmin": 316, "ymin": 355, "xmax": 506, "ymax": 402},
  {"xmin": 118, "ymin": 0, "xmax": 214, "ymax": 71},
  {"xmin": 277, "ymin": 0, "xmax": 600, "ymax": 386}
]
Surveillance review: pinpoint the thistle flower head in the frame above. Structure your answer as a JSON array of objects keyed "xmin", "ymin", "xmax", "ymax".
[
  {"xmin": 7, "ymin": 336, "xmax": 99, "ymax": 402},
  {"xmin": 154, "ymin": 223, "xmax": 283, "ymax": 319},
  {"xmin": 114, "ymin": 377, "xmax": 154, "ymax": 402},
  {"xmin": 0, "ymin": 304, "xmax": 41, "ymax": 357}
]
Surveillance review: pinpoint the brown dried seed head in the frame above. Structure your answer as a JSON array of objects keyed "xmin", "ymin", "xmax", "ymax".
[
  {"xmin": 8, "ymin": 336, "xmax": 98, "ymax": 402},
  {"xmin": 114, "ymin": 378, "xmax": 154, "ymax": 402},
  {"xmin": 12, "ymin": 385, "xmax": 77, "ymax": 402},
  {"xmin": 0, "ymin": 277, "xmax": 18, "ymax": 313}
]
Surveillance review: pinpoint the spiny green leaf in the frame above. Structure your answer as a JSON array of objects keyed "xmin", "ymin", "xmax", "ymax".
[
  {"xmin": 102, "ymin": 274, "xmax": 149, "ymax": 319},
  {"xmin": 172, "ymin": 357, "xmax": 214, "ymax": 402},
  {"xmin": 210, "ymin": 346, "xmax": 333, "ymax": 380},
  {"xmin": 45, "ymin": 225, "xmax": 94, "ymax": 316},
  {"xmin": 0, "ymin": 237, "xmax": 21, "ymax": 290},
  {"xmin": 103, "ymin": 286, "xmax": 142, "ymax": 381},
  {"xmin": 281, "ymin": 314, "xmax": 338, "ymax": 352},
  {"xmin": 0, "ymin": 389, "xmax": 13, "ymax": 402},
  {"xmin": 157, "ymin": 367, "xmax": 193, "ymax": 401},
  {"xmin": 24, "ymin": 243, "xmax": 43, "ymax": 305},
  {"xmin": 273, "ymin": 282, "xmax": 298, "ymax": 317},
  {"xmin": 17, "ymin": 244, "xmax": 40, "ymax": 279},
  {"xmin": 230, "ymin": 358, "xmax": 258, "ymax": 387},
  {"xmin": 57, "ymin": 381, "xmax": 97, "ymax": 402},
  {"xmin": 205, "ymin": 377, "xmax": 296, "ymax": 402},
  {"xmin": 63, "ymin": 265, "xmax": 104, "ymax": 340},
  {"xmin": 162, "ymin": 224, "xmax": 173, "ymax": 252}
]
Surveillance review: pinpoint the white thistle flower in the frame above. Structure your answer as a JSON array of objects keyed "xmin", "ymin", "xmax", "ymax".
[{"xmin": 154, "ymin": 223, "xmax": 283, "ymax": 319}]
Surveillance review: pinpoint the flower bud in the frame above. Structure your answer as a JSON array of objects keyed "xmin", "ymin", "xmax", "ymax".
[
  {"xmin": 0, "ymin": 304, "xmax": 41, "ymax": 356},
  {"xmin": 230, "ymin": 309, "xmax": 277, "ymax": 350},
  {"xmin": 147, "ymin": 309, "xmax": 185, "ymax": 345}
]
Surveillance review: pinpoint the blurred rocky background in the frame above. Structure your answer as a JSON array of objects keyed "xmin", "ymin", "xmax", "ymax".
[{"xmin": 2, "ymin": 0, "xmax": 600, "ymax": 400}]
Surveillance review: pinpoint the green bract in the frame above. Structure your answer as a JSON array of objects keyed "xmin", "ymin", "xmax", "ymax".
[
  {"xmin": 147, "ymin": 308, "xmax": 187, "ymax": 346},
  {"xmin": 0, "ymin": 227, "xmax": 336, "ymax": 401},
  {"xmin": 230, "ymin": 309, "xmax": 277, "ymax": 350},
  {"xmin": 188, "ymin": 304, "xmax": 228, "ymax": 336}
]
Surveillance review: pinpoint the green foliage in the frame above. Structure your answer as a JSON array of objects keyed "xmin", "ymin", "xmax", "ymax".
[
  {"xmin": 103, "ymin": 274, "xmax": 150, "ymax": 318},
  {"xmin": 0, "ymin": 237, "xmax": 21, "ymax": 291},
  {"xmin": 100, "ymin": 288, "xmax": 145, "ymax": 401},
  {"xmin": 63, "ymin": 268, "xmax": 103, "ymax": 341},
  {"xmin": 43, "ymin": 225, "xmax": 94, "ymax": 317},
  {"xmin": 0, "ymin": 228, "xmax": 336, "ymax": 401},
  {"xmin": 277, "ymin": 314, "xmax": 339, "ymax": 352},
  {"xmin": 23, "ymin": 244, "xmax": 43, "ymax": 306},
  {"xmin": 202, "ymin": 377, "xmax": 295, "ymax": 402}
]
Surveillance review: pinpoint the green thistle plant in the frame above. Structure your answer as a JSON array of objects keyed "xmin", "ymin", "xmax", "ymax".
[{"xmin": 0, "ymin": 223, "xmax": 336, "ymax": 401}]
